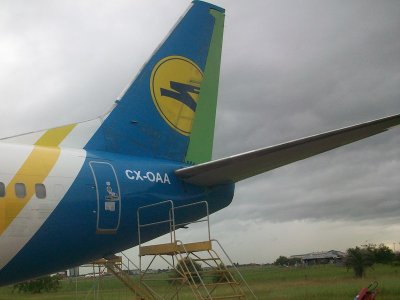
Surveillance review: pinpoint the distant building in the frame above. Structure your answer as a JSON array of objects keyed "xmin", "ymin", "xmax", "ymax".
[
  {"xmin": 68, "ymin": 267, "xmax": 80, "ymax": 277},
  {"xmin": 290, "ymin": 250, "xmax": 346, "ymax": 265}
]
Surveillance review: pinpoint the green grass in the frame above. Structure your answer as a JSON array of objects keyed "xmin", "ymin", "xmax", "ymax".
[
  {"xmin": 248, "ymin": 264, "xmax": 400, "ymax": 299},
  {"xmin": 1, "ymin": 264, "xmax": 399, "ymax": 299}
]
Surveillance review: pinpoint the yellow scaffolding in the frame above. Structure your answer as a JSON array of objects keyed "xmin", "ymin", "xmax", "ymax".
[
  {"xmin": 91, "ymin": 254, "xmax": 155, "ymax": 300},
  {"xmin": 137, "ymin": 201, "xmax": 258, "ymax": 300}
]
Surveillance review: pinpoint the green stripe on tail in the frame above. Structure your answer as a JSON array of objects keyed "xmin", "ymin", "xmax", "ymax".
[{"xmin": 185, "ymin": 9, "xmax": 225, "ymax": 165}]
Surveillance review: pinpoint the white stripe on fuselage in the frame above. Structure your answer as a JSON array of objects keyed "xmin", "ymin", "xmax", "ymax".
[
  {"xmin": 0, "ymin": 147, "xmax": 86, "ymax": 270},
  {"xmin": 0, "ymin": 116, "xmax": 103, "ymax": 150},
  {"xmin": 59, "ymin": 118, "xmax": 103, "ymax": 149},
  {"xmin": 0, "ymin": 143, "xmax": 34, "ymax": 186}
]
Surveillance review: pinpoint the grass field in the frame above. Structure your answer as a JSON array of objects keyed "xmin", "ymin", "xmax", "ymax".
[{"xmin": 1, "ymin": 264, "xmax": 399, "ymax": 299}]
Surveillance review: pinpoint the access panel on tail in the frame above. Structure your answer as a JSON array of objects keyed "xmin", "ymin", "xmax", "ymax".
[{"xmin": 84, "ymin": 1, "xmax": 225, "ymax": 165}]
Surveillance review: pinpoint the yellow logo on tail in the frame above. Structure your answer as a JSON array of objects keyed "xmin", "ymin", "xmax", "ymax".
[{"xmin": 150, "ymin": 56, "xmax": 203, "ymax": 136}]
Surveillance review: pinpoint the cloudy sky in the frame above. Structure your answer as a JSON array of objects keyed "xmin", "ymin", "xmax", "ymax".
[{"xmin": 1, "ymin": 0, "xmax": 399, "ymax": 263}]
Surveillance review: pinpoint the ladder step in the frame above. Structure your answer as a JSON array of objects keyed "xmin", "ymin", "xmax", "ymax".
[
  {"xmin": 198, "ymin": 281, "xmax": 240, "ymax": 287},
  {"xmin": 99, "ymin": 261, "xmax": 155, "ymax": 300},
  {"xmin": 192, "ymin": 257, "xmax": 222, "ymax": 262},
  {"xmin": 198, "ymin": 269, "xmax": 232, "ymax": 274}
]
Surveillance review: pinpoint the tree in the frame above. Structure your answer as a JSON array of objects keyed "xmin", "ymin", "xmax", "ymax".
[
  {"xmin": 345, "ymin": 247, "xmax": 374, "ymax": 278},
  {"xmin": 13, "ymin": 275, "xmax": 62, "ymax": 294},
  {"xmin": 274, "ymin": 256, "xmax": 289, "ymax": 266},
  {"xmin": 274, "ymin": 256, "xmax": 301, "ymax": 266},
  {"xmin": 170, "ymin": 258, "xmax": 203, "ymax": 285},
  {"xmin": 373, "ymin": 244, "xmax": 395, "ymax": 264}
]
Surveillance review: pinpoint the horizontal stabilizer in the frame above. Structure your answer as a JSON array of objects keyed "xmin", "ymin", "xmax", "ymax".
[{"xmin": 175, "ymin": 114, "xmax": 400, "ymax": 186}]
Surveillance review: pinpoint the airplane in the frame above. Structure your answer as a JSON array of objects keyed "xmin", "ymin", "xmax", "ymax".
[{"xmin": 0, "ymin": 0, "xmax": 399, "ymax": 286}]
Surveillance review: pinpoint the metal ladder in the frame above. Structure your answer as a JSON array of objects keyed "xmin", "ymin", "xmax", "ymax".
[
  {"xmin": 137, "ymin": 201, "xmax": 258, "ymax": 300},
  {"xmin": 92, "ymin": 254, "xmax": 155, "ymax": 300}
]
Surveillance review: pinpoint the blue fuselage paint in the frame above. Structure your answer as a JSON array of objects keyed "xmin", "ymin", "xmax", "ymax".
[{"xmin": 0, "ymin": 150, "xmax": 234, "ymax": 286}]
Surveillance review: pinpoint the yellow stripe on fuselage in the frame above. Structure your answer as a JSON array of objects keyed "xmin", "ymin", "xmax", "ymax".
[
  {"xmin": 34, "ymin": 124, "xmax": 76, "ymax": 147},
  {"xmin": 0, "ymin": 124, "xmax": 76, "ymax": 235}
]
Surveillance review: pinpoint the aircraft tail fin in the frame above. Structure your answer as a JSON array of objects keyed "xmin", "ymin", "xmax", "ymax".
[{"xmin": 83, "ymin": 1, "xmax": 225, "ymax": 164}]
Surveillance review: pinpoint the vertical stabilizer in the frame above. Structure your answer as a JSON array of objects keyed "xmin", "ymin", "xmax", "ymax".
[{"xmin": 84, "ymin": 1, "xmax": 225, "ymax": 164}]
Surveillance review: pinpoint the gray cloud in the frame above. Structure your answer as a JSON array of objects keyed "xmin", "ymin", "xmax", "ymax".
[{"xmin": 211, "ymin": 0, "xmax": 400, "ymax": 228}]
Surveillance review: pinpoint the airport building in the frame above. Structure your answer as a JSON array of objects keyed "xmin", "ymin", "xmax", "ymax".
[{"xmin": 290, "ymin": 250, "xmax": 346, "ymax": 265}]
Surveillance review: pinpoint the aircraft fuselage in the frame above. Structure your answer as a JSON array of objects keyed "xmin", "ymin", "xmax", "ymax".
[{"xmin": 0, "ymin": 143, "xmax": 234, "ymax": 285}]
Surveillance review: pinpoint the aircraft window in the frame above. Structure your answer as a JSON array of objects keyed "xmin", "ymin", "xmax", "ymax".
[
  {"xmin": 35, "ymin": 184, "xmax": 46, "ymax": 199},
  {"xmin": 15, "ymin": 183, "xmax": 26, "ymax": 198},
  {"xmin": 0, "ymin": 182, "xmax": 5, "ymax": 197}
]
